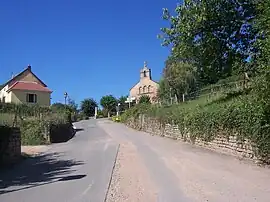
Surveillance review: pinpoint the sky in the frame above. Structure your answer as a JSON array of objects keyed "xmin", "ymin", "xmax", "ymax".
[{"xmin": 0, "ymin": 0, "xmax": 180, "ymax": 105}]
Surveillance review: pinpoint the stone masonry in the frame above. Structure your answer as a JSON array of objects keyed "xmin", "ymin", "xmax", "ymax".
[
  {"xmin": 1, "ymin": 127, "xmax": 21, "ymax": 164},
  {"xmin": 126, "ymin": 115, "xmax": 258, "ymax": 162}
]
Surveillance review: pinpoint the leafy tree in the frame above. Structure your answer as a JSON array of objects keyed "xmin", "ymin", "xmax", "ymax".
[
  {"xmin": 81, "ymin": 98, "xmax": 98, "ymax": 117},
  {"xmin": 159, "ymin": 0, "xmax": 258, "ymax": 84},
  {"xmin": 161, "ymin": 61, "xmax": 198, "ymax": 100},
  {"xmin": 51, "ymin": 103, "xmax": 66, "ymax": 111},
  {"xmin": 118, "ymin": 95, "xmax": 129, "ymax": 111},
  {"xmin": 139, "ymin": 95, "xmax": 151, "ymax": 104},
  {"xmin": 100, "ymin": 95, "xmax": 117, "ymax": 117},
  {"xmin": 255, "ymin": 0, "xmax": 270, "ymax": 69},
  {"xmin": 67, "ymin": 98, "xmax": 78, "ymax": 113}
]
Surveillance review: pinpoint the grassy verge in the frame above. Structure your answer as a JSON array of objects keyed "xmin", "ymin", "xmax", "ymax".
[{"xmin": 121, "ymin": 88, "xmax": 270, "ymax": 164}]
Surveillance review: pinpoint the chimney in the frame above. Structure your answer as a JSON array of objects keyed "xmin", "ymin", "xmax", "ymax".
[
  {"xmin": 11, "ymin": 72, "xmax": 14, "ymax": 79},
  {"xmin": 27, "ymin": 64, "xmax": 31, "ymax": 71}
]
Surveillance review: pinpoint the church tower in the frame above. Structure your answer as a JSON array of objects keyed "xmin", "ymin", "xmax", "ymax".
[{"xmin": 140, "ymin": 61, "xmax": 152, "ymax": 80}]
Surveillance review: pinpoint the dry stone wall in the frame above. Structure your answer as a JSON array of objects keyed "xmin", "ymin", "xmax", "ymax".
[{"xmin": 126, "ymin": 115, "xmax": 257, "ymax": 161}]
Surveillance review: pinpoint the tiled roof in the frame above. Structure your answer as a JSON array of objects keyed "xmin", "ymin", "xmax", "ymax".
[{"xmin": 7, "ymin": 81, "xmax": 52, "ymax": 93}]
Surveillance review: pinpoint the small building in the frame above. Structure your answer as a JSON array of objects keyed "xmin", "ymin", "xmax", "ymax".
[
  {"xmin": 0, "ymin": 65, "xmax": 52, "ymax": 106},
  {"xmin": 129, "ymin": 62, "xmax": 159, "ymax": 103}
]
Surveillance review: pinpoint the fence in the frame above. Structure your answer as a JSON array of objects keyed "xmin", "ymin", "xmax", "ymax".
[{"xmin": 159, "ymin": 77, "xmax": 251, "ymax": 106}]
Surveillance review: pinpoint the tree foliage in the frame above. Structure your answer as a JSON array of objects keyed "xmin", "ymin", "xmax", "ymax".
[
  {"xmin": 139, "ymin": 95, "xmax": 151, "ymax": 104},
  {"xmin": 100, "ymin": 95, "xmax": 117, "ymax": 117},
  {"xmin": 118, "ymin": 95, "xmax": 129, "ymax": 111},
  {"xmin": 81, "ymin": 98, "xmax": 97, "ymax": 117},
  {"xmin": 158, "ymin": 60, "xmax": 198, "ymax": 102},
  {"xmin": 159, "ymin": 0, "xmax": 258, "ymax": 84},
  {"xmin": 255, "ymin": 0, "xmax": 270, "ymax": 69}
]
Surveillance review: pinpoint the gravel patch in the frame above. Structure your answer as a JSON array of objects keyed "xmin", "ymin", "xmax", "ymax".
[
  {"xmin": 21, "ymin": 145, "xmax": 50, "ymax": 156},
  {"xmin": 106, "ymin": 142, "xmax": 158, "ymax": 202}
]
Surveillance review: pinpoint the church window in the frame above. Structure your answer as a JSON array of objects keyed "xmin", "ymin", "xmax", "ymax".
[{"xmin": 143, "ymin": 71, "xmax": 147, "ymax": 77}]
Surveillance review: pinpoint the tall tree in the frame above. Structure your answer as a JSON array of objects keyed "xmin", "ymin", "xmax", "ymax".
[
  {"xmin": 159, "ymin": 0, "xmax": 258, "ymax": 84},
  {"xmin": 81, "ymin": 98, "xmax": 98, "ymax": 117},
  {"xmin": 100, "ymin": 95, "xmax": 117, "ymax": 117},
  {"xmin": 255, "ymin": 0, "xmax": 270, "ymax": 69}
]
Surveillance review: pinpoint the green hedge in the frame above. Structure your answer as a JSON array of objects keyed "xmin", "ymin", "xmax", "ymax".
[{"xmin": 121, "ymin": 92, "xmax": 270, "ymax": 163}]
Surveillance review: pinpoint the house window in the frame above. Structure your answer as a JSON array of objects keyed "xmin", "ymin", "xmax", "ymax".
[
  {"xmin": 2, "ymin": 96, "xmax": 5, "ymax": 103},
  {"xmin": 26, "ymin": 94, "xmax": 37, "ymax": 103}
]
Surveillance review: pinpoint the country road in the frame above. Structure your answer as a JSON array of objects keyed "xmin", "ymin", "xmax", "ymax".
[{"xmin": 1, "ymin": 119, "xmax": 270, "ymax": 202}]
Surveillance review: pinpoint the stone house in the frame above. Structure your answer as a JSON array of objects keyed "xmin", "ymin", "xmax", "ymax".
[
  {"xmin": 0, "ymin": 65, "xmax": 52, "ymax": 106},
  {"xmin": 129, "ymin": 62, "xmax": 159, "ymax": 103}
]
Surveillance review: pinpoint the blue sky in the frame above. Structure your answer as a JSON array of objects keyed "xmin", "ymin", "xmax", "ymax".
[{"xmin": 0, "ymin": 0, "xmax": 180, "ymax": 105}]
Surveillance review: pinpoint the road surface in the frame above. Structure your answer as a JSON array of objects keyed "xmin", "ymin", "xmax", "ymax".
[
  {"xmin": 98, "ymin": 119, "xmax": 270, "ymax": 202},
  {"xmin": 0, "ymin": 120, "xmax": 119, "ymax": 202},
  {"xmin": 1, "ymin": 119, "xmax": 270, "ymax": 202}
]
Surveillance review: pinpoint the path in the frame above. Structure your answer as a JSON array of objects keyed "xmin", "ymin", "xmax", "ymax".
[
  {"xmin": 0, "ymin": 120, "xmax": 119, "ymax": 202},
  {"xmin": 98, "ymin": 119, "xmax": 270, "ymax": 202}
]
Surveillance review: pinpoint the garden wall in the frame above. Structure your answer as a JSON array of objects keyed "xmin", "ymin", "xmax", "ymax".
[
  {"xmin": 0, "ymin": 127, "xmax": 21, "ymax": 165},
  {"xmin": 126, "ymin": 115, "xmax": 257, "ymax": 161}
]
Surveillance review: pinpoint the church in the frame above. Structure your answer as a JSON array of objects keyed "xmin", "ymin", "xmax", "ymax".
[{"xmin": 129, "ymin": 62, "xmax": 159, "ymax": 103}]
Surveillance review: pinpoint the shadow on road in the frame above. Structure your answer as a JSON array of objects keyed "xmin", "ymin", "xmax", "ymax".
[{"xmin": 0, "ymin": 152, "xmax": 85, "ymax": 195}]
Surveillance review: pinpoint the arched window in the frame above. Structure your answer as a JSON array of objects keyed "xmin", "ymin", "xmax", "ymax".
[
  {"xmin": 143, "ymin": 71, "xmax": 147, "ymax": 77},
  {"xmin": 143, "ymin": 86, "xmax": 147, "ymax": 93},
  {"xmin": 139, "ymin": 87, "xmax": 142, "ymax": 94},
  {"xmin": 148, "ymin": 85, "xmax": 151, "ymax": 93}
]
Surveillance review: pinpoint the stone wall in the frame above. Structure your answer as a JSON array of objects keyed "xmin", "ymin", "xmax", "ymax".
[
  {"xmin": 0, "ymin": 127, "xmax": 21, "ymax": 165},
  {"xmin": 126, "ymin": 115, "xmax": 257, "ymax": 161}
]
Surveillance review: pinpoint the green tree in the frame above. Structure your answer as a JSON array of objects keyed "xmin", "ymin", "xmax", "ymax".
[
  {"xmin": 81, "ymin": 98, "xmax": 98, "ymax": 117},
  {"xmin": 51, "ymin": 103, "xmax": 66, "ymax": 111},
  {"xmin": 162, "ymin": 61, "xmax": 197, "ymax": 100},
  {"xmin": 100, "ymin": 95, "xmax": 117, "ymax": 117},
  {"xmin": 255, "ymin": 0, "xmax": 270, "ymax": 69},
  {"xmin": 118, "ymin": 95, "xmax": 129, "ymax": 111},
  {"xmin": 159, "ymin": 0, "xmax": 258, "ymax": 84},
  {"xmin": 139, "ymin": 95, "xmax": 151, "ymax": 104},
  {"xmin": 67, "ymin": 98, "xmax": 78, "ymax": 113}
]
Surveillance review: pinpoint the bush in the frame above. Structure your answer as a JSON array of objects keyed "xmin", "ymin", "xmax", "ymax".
[
  {"xmin": 121, "ymin": 91, "xmax": 270, "ymax": 163},
  {"xmin": 20, "ymin": 120, "xmax": 48, "ymax": 145}
]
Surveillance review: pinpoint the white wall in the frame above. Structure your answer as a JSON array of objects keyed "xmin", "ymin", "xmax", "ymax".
[{"xmin": 0, "ymin": 84, "xmax": 12, "ymax": 103}]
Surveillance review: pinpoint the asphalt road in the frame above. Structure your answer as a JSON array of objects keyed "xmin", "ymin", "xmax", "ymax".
[
  {"xmin": 0, "ymin": 120, "xmax": 119, "ymax": 202},
  {"xmin": 99, "ymin": 119, "xmax": 270, "ymax": 202},
  {"xmin": 1, "ymin": 119, "xmax": 270, "ymax": 202}
]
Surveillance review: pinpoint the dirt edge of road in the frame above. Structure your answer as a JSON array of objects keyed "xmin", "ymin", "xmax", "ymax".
[
  {"xmin": 104, "ymin": 144, "xmax": 120, "ymax": 202},
  {"xmin": 105, "ymin": 142, "xmax": 158, "ymax": 202}
]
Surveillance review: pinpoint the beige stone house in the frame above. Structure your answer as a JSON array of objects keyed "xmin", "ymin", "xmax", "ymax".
[
  {"xmin": 0, "ymin": 65, "xmax": 52, "ymax": 106},
  {"xmin": 129, "ymin": 62, "xmax": 159, "ymax": 103}
]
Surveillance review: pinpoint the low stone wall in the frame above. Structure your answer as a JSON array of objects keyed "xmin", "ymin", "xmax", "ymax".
[
  {"xmin": 126, "ymin": 115, "xmax": 257, "ymax": 161},
  {"xmin": 0, "ymin": 127, "xmax": 21, "ymax": 165}
]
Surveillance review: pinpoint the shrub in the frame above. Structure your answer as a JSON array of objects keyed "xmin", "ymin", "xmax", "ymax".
[
  {"xmin": 121, "ymin": 91, "xmax": 270, "ymax": 163},
  {"xmin": 20, "ymin": 120, "xmax": 48, "ymax": 145}
]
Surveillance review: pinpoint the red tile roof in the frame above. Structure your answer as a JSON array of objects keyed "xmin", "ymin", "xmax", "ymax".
[{"xmin": 7, "ymin": 81, "xmax": 52, "ymax": 93}]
